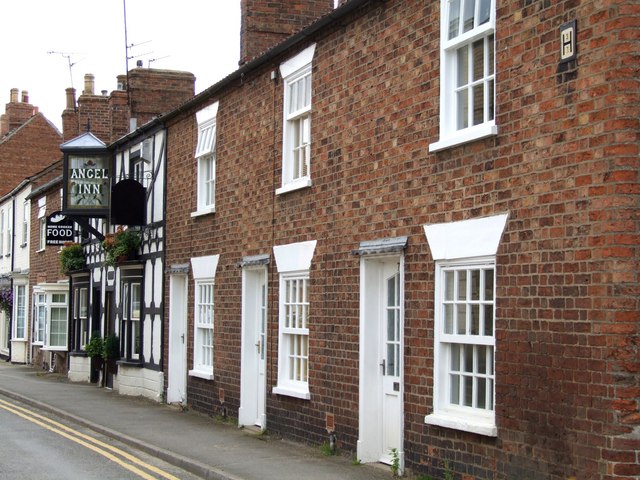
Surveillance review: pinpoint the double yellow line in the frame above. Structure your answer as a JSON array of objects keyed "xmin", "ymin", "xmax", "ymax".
[{"xmin": 0, "ymin": 397, "xmax": 180, "ymax": 480}]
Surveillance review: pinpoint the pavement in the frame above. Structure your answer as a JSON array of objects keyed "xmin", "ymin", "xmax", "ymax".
[{"xmin": 0, "ymin": 361, "xmax": 393, "ymax": 480}]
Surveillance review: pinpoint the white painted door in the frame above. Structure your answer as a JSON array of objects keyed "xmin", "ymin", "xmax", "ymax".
[
  {"xmin": 167, "ymin": 274, "xmax": 188, "ymax": 404},
  {"xmin": 239, "ymin": 268, "xmax": 267, "ymax": 429},
  {"xmin": 380, "ymin": 264, "xmax": 401, "ymax": 464},
  {"xmin": 358, "ymin": 256, "xmax": 403, "ymax": 470}
]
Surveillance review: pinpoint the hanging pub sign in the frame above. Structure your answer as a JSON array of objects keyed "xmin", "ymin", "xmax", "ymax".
[
  {"xmin": 60, "ymin": 132, "xmax": 111, "ymax": 217},
  {"xmin": 46, "ymin": 211, "xmax": 75, "ymax": 246}
]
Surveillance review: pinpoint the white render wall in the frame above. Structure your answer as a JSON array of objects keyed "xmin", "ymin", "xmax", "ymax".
[{"xmin": 117, "ymin": 366, "xmax": 164, "ymax": 402}]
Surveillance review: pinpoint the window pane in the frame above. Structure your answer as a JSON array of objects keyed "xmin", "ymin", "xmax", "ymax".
[
  {"xmin": 464, "ymin": 344, "xmax": 474, "ymax": 372},
  {"xmin": 484, "ymin": 304, "xmax": 494, "ymax": 335},
  {"xmin": 471, "ymin": 269, "xmax": 480, "ymax": 300},
  {"xmin": 477, "ymin": 345, "xmax": 487, "ymax": 373},
  {"xmin": 448, "ymin": 0, "xmax": 461, "ymax": 40},
  {"xmin": 471, "ymin": 305, "xmax": 480, "ymax": 335},
  {"xmin": 484, "ymin": 268, "xmax": 494, "ymax": 300},
  {"xmin": 444, "ymin": 271, "xmax": 454, "ymax": 301},
  {"xmin": 473, "ymin": 83, "xmax": 484, "ymax": 125},
  {"xmin": 457, "ymin": 303, "xmax": 467, "ymax": 334},
  {"xmin": 463, "ymin": 375, "xmax": 473, "ymax": 406},
  {"xmin": 463, "ymin": 0, "xmax": 476, "ymax": 33},
  {"xmin": 457, "ymin": 45, "xmax": 469, "ymax": 88},
  {"xmin": 488, "ymin": 378, "xmax": 494, "ymax": 409},
  {"xmin": 477, "ymin": 377, "xmax": 486, "ymax": 408},
  {"xmin": 472, "ymin": 39, "xmax": 484, "ymax": 82},
  {"xmin": 478, "ymin": 0, "xmax": 491, "ymax": 25},
  {"xmin": 488, "ymin": 34, "xmax": 495, "ymax": 75},
  {"xmin": 451, "ymin": 344, "xmax": 460, "ymax": 371},
  {"xmin": 450, "ymin": 374, "xmax": 460, "ymax": 404},
  {"xmin": 457, "ymin": 270, "xmax": 467, "ymax": 301},
  {"xmin": 444, "ymin": 304, "xmax": 454, "ymax": 334},
  {"xmin": 488, "ymin": 79, "xmax": 495, "ymax": 121}
]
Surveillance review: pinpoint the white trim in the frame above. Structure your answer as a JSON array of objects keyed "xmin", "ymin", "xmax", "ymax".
[
  {"xmin": 188, "ymin": 369, "xmax": 214, "ymax": 381},
  {"xmin": 275, "ymin": 178, "xmax": 312, "ymax": 195},
  {"xmin": 429, "ymin": 123, "xmax": 498, "ymax": 152},
  {"xmin": 425, "ymin": 410, "xmax": 497, "ymax": 437},
  {"xmin": 196, "ymin": 101, "xmax": 219, "ymax": 125},
  {"xmin": 273, "ymin": 240, "xmax": 317, "ymax": 273},
  {"xmin": 424, "ymin": 213, "xmax": 508, "ymax": 260},
  {"xmin": 191, "ymin": 255, "xmax": 220, "ymax": 279},
  {"xmin": 272, "ymin": 385, "xmax": 310, "ymax": 400},
  {"xmin": 279, "ymin": 44, "xmax": 316, "ymax": 79},
  {"xmin": 190, "ymin": 206, "xmax": 216, "ymax": 218}
]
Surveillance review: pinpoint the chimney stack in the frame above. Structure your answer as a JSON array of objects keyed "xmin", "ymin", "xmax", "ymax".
[
  {"xmin": 83, "ymin": 74, "xmax": 95, "ymax": 95},
  {"xmin": 240, "ymin": 0, "xmax": 333, "ymax": 64}
]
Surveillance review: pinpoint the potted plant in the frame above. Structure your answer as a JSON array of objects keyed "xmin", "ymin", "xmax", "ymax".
[
  {"xmin": 102, "ymin": 227, "xmax": 141, "ymax": 267},
  {"xmin": 85, "ymin": 332, "xmax": 104, "ymax": 383},
  {"xmin": 0, "ymin": 287, "xmax": 12, "ymax": 317},
  {"xmin": 59, "ymin": 242, "xmax": 86, "ymax": 273}
]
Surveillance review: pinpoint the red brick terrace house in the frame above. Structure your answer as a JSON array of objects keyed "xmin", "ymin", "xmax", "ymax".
[{"xmin": 158, "ymin": 0, "xmax": 639, "ymax": 478}]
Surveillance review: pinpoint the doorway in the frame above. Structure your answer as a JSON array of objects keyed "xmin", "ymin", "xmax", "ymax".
[
  {"xmin": 358, "ymin": 255, "xmax": 404, "ymax": 470},
  {"xmin": 167, "ymin": 274, "xmax": 188, "ymax": 405},
  {"xmin": 239, "ymin": 266, "xmax": 268, "ymax": 430}
]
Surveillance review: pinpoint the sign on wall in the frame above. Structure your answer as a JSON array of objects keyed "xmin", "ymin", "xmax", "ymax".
[
  {"xmin": 46, "ymin": 211, "xmax": 75, "ymax": 245},
  {"xmin": 61, "ymin": 132, "xmax": 111, "ymax": 217}
]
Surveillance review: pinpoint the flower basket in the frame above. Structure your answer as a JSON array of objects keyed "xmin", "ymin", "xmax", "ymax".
[
  {"xmin": 60, "ymin": 242, "xmax": 86, "ymax": 273},
  {"xmin": 102, "ymin": 227, "xmax": 141, "ymax": 267}
]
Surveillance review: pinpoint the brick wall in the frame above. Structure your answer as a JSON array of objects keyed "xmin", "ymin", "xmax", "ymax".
[
  {"xmin": 0, "ymin": 113, "xmax": 62, "ymax": 197},
  {"xmin": 240, "ymin": 0, "xmax": 333, "ymax": 63},
  {"xmin": 164, "ymin": 0, "xmax": 639, "ymax": 478}
]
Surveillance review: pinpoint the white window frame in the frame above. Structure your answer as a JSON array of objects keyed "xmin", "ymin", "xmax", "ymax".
[
  {"xmin": 430, "ymin": 0, "xmax": 497, "ymax": 152},
  {"xmin": 192, "ymin": 102, "xmax": 219, "ymax": 217},
  {"xmin": 121, "ymin": 280, "xmax": 141, "ymax": 360},
  {"xmin": 33, "ymin": 292, "xmax": 46, "ymax": 345},
  {"xmin": 0, "ymin": 209, "xmax": 5, "ymax": 256},
  {"xmin": 272, "ymin": 240, "xmax": 317, "ymax": 399},
  {"xmin": 21, "ymin": 200, "xmax": 29, "ymax": 247},
  {"xmin": 277, "ymin": 44, "xmax": 316, "ymax": 195},
  {"xmin": 189, "ymin": 254, "xmax": 220, "ymax": 380},
  {"xmin": 193, "ymin": 280, "xmax": 214, "ymax": 375},
  {"xmin": 44, "ymin": 292, "xmax": 68, "ymax": 351},
  {"xmin": 7, "ymin": 204, "xmax": 12, "ymax": 256},
  {"xmin": 37, "ymin": 198, "xmax": 46, "ymax": 252},
  {"xmin": 13, "ymin": 285, "xmax": 26, "ymax": 340},
  {"xmin": 424, "ymin": 213, "xmax": 508, "ymax": 436},
  {"xmin": 430, "ymin": 258, "xmax": 496, "ymax": 436}
]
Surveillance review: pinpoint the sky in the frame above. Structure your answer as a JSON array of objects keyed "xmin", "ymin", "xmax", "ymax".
[{"xmin": 0, "ymin": 1, "xmax": 242, "ymax": 131}]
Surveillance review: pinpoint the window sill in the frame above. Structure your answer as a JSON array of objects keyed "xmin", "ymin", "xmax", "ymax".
[
  {"xmin": 424, "ymin": 411, "xmax": 497, "ymax": 437},
  {"xmin": 189, "ymin": 369, "xmax": 214, "ymax": 381},
  {"xmin": 272, "ymin": 385, "xmax": 310, "ymax": 400},
  {"xmin": 190, "ymin": 206, "xmax": 216, "ymax": 218},
  {"xmin": 429, "ymin": 123, "xmax": 498, "ymax": 153},
  {"xmin": 40, "ymin": 347, "xmax": 68, "ymax": 352},
  {"xmin": 276, "ymin": 178, "xmax": 312, "ymax": 196}
]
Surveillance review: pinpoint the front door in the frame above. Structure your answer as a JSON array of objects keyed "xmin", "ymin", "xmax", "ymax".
[
  {"xmin": 380, "ymin": 265, "xmax": 401, "ymax": 464},
  {"xmin": 358, "ymin": 256, "xmax": 404, "ymax": 471},
  {"xmin": 239, "ymin": 267, "xmax": 267, "ymax": 429},
  {"xmin": 167, "ymin": 274, "xmax": 188, "ymax": 404}
]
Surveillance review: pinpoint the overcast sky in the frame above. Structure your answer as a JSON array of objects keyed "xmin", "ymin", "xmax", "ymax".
[{"xmin": 0, "ymin": 1, "xmax": 242, "ymax": 131}]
